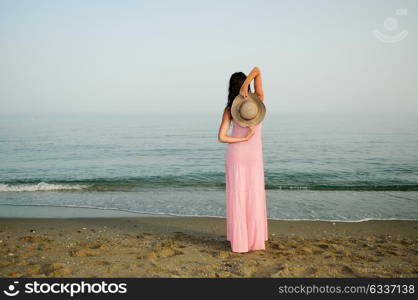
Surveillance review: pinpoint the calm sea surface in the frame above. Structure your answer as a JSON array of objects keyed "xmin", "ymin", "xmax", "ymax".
[{"xmin": 0, "ymin": 113, "xmax": 417, "ymax": 221}]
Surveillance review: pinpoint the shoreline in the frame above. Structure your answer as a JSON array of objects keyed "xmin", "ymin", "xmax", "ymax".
[
  {"xmin": 1, "ymin": 204, "xmax": 417, "ymax": 223},
  {"xmin": 0, "ymin": 204, "xmax": 173, "ymax": 218},
  {"xmin": 1, "ymin": 217, "xmax": 417, "ymax": 277}
]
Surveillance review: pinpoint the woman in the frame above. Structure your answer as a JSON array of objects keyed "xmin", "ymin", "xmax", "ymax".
[{"xmin": 218, "ymin": 66, "xmax": 268, "ymax": 253}]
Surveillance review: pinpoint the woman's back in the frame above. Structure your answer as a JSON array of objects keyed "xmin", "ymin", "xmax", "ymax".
[{"xmin": 225, "ymin": 118, "xmax": 263, "ymax": 165}]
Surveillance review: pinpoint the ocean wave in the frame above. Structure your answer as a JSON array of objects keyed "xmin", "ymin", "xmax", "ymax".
[
  {"xmin": 0, "ymin": 182, "xmax": 89, "ymax": 192},
  {"xmin": 1, "ymin": 176, "xmax": 417, "ymax": 192}
]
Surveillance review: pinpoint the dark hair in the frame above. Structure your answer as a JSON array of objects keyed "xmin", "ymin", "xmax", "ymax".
[{"xmin": 226, "ymin": 72, "xmax": 250, "ymax": 109}]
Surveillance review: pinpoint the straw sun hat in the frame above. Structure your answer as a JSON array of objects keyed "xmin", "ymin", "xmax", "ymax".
[{"xmin": 231, "ymin": 92, "xmax": 266, "ymax": 127}]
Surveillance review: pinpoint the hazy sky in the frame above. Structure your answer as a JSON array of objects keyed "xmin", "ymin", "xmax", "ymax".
[{"xmin": 0, "ymin": 0, "xmax": 417, "ymax": 116}]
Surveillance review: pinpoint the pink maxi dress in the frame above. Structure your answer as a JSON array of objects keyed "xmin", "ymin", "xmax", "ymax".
[{"xmin": 225, "ymin": 118, "xmax": 268, "ymax": 253}]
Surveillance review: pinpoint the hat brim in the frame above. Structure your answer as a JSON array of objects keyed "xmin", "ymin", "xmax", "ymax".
[{"xmin": 231, "ymin": 93, "xmax": 266, "ymax": 127}]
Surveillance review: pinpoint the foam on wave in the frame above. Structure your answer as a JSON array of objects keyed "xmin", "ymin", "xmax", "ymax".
[{"xmin": 0, "ymin": 182, "xmax": 88, "ymax": 192}]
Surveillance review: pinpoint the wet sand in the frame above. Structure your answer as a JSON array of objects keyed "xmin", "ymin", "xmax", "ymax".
[{"xmin": 0, "ymin": 217, "xmax": 417, "ymax": 277}]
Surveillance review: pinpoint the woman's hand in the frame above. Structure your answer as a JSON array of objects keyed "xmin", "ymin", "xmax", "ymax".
[
  {"xmin": 245, "ymin": 126, "xmax": 256, "ymax": 140},
  {"xmin": 240, "ymin": 66, "xmax": 263, "ymax": 101},
  {"xmin": 239, "ymin": 83, "xmax": 249, "ymax": 100}
]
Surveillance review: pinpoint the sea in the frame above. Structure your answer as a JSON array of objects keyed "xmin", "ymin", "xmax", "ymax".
[{"xmin": 0, "ymin": 112, "xmax": 417, "ymax": 221}]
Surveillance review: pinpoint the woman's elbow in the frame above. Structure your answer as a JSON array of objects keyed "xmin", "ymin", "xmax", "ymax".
[{"xmin": 218, "ymin": 135, "xmax": 225, "ymax": 143}]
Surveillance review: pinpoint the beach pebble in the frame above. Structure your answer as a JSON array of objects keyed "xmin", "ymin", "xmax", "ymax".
[{"xmin": 8, "ymin": 253, "xmax": 14, "ymax": 256}]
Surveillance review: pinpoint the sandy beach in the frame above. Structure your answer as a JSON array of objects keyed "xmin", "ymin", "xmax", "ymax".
[{"xmin": 0, "ymin": 216, "xmax": 417, "ymax": 278}]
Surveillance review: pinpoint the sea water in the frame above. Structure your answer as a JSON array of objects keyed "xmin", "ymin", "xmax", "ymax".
[{"xmin": 0, "ymin": 112, "xmax": 417, "ymax": 221}]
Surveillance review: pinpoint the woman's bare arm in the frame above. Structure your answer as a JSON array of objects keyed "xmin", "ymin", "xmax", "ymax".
[
  {"xmin": 218, "ymin": 108, "xmax": 255, "ymax": 143},
  {"xmin": 239, "ymin": 66, "xmax": 264, "ymax": 101}
]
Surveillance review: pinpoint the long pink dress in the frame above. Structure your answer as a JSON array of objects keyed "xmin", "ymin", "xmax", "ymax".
[{"xmin": 225, "ymin": 118, "xmax": 268, "ymax": 253}]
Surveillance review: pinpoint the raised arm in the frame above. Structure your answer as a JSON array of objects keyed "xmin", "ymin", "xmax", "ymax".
[
  {"xmin": 239, "ymin": 66, "xmax": 264, "ymax": 101},
  {"xmin": 218, "ymin": 108, "xmax": 255, "ymax": 143}
]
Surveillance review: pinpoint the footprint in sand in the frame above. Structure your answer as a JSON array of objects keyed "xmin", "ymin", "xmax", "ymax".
[
  {"xmin": 386, "ymin": 250, "xmax": 402, "ymax": 256},
  {"xmin": 88, "ymin": 242, "xmax": 105, "ymax": 250},
  {"xmin": 296, "ymin": 247, "xmax": 314, "ymax": 255},
  {"xmin": 90, "ymin": 260, "xmax": 111, "ymax": 266},
  {"xmin": 270, "ymin": 241, "xmax": 286, "ymax": 251},
  {"xmin": 199, "ymin": 249, "xmax": 232, "ymax": 259},
  {"xmin": 254, "ymin": 264, "xmax": 285, "ymax": 277},
  {"xmin": 316, "ymin": 243, "xmax": 329, "ymax": 249},
  {"xmin": 40, "ymin": 263, "xmax": 71, "ymax": 277},
  {"xmin": 68, "ymin": 241, "xmax": 106, "ymax": 257},
  {"xmin": 19, "ymin": 236, "xmax": 52, "ymax": 243},
  {"xmin": 140, "ymin": 244, "xmax": 184, "ymax": 260},
  {"xmin": 69, "ymin": 248, "xmax": 97, "ymax": 257},
  {"xmin": 299, "ymin": 266, "xmax": 318, "ymax": 277},
  {"xmin": 271, "ymin": 264, "xmax": 317, "ymax": 277},
  {"xmin": 339, "ymin": 265, "xmax": 357, "ymax": 277}
]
